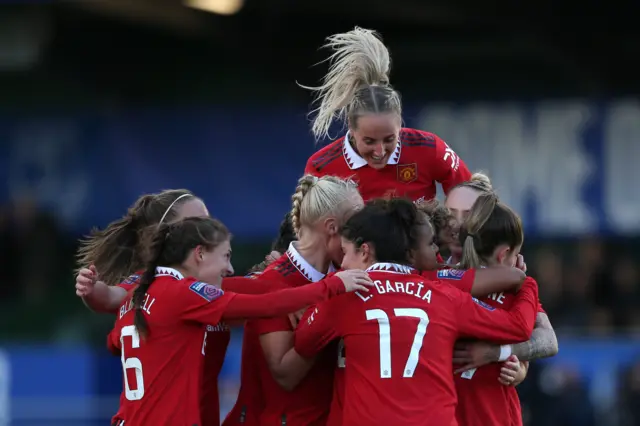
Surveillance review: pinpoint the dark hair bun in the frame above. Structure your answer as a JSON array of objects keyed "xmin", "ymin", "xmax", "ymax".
[{"xmin": 387, "ymin": 198, "xmax": 417, "ymax": 232}]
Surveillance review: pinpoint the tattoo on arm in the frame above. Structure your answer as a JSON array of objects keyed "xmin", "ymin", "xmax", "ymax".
[{"xmin": 510, "ymin": 312, "xmax": 558, "ymax": 361}]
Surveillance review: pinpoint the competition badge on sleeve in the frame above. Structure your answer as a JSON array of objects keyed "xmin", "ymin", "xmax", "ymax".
[{"xmin": 189, "ymin": 281, "xmax": 224, "ymax": 302}]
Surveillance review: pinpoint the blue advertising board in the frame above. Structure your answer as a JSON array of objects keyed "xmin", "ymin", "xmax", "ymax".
[{"xmin": 0, "ymin": 100, "xmax": 638, "ymax": 238}]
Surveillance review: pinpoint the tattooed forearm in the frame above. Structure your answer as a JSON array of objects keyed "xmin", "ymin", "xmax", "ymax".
[{"xmin": 510, "ymin": 312, "xmax": 558, "ymax": 361}]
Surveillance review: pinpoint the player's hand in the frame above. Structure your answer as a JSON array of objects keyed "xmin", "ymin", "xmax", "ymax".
[
  {"xmin": 515, "ymin": 254, "xmax": 526, "ymax": 273},
  {"xmin": 335, "ymin": 269, "xmax": 373, "ymax": 293},
  {"xmin": 265, "ymin": 251, "xmax": 281, "ymax": 265},
  {"xmin": 288, "ymin": 308, "xmax": 306, "ymax": 329},
  {"xmin": 499, "ymin": 355, "xmax": 527, "ymax": 386},
  {"xmin": 75, "ymin": 265, "xmax": 98, "ymax": 297},
  {"xmin": 453, "ymin": 341, "xmax": 500, "ymax": 374}
]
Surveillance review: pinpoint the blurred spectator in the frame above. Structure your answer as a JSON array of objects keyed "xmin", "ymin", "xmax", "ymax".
[
  {"xmin": 610, "ymin": 258, "xmax": 640, "ymax": 328},
  {"xmin": 619, "ymin": 360, "xmax": 640, "ymax": 426}
]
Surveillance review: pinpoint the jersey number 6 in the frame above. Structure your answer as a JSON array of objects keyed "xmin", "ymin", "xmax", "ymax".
[
  {"xmin": 366, "ymin": 308, "xmax": 429, "ymax": 379},
  {"xmin": 120, "ymin": 325, "xmax": 145, "ymax": 401}
]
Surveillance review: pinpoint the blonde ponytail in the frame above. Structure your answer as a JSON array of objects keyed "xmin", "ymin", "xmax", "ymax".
[
  {"xmin": 290, "ymin": 175, "xmax": 361, "ymax": 237},
  {"xmin": 301, "ymin": 27, "xmax": 394, "ymax": 140}
]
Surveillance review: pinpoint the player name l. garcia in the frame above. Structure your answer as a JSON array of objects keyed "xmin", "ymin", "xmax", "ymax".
[{"xmin": 358, "ymin": 280, "xmax": 432, "ymax": 303}]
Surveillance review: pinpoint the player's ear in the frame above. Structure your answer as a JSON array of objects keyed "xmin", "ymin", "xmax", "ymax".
[
  {"xmin": 407, "ymin": 248, "xmax": 417, "ymax": 265},
  {"xmin": 494, "ymin": 244, "xmax": 510, "ymax": 266},
  {"xmin": 194, "ymin": 245, "xmax": 205, "ymax": 263},
  {"xmin": 360, "ymin": 243, "xmax": 373, "ymax": 262},
  {"xmin": 323, "ymin": 217, "xmax": 338, "ymax": 236}
]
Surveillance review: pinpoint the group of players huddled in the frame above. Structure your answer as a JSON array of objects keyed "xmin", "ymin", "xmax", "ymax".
[{"xmin": 74, "ymin": 27, "xmax": 558, "ymax": 426}]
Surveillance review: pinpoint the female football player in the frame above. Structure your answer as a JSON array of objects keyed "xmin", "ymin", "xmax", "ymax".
[
  {"xmin": 291, "ymin": 198, "xmax": 539, "ymax": 426},
  {"xmin": 76, "ymin": 189, "xmax": 234, "ymax": 425},
  {"xmin": 233, "ymin": 174, "xmax": 364, "ymax": 426},
  {"xmin": 302, "ymin": 27, "xmax": 471, "ymax": 202},
  {"xmin": 75, "ymin": 191, "xmax": 356, "ymax": 426},
  {"xmin": 109, "ymin": 216, "xmax": 371, "ymax": 426},
  {"xmin": 450, "ymin": 193, "xmax": 559, "ymax": 426}
]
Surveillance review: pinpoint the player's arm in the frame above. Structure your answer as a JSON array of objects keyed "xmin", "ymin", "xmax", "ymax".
[
  {"xmin": 221, "ymin": 276, "xmax": 273, "ymax": 294},
  {"xmin": 453, "ymin": 311, "xmax": 558, "ymax": 371},
  {"xmin": 454, "ymin": 277, "xmax": 539, "ymax": 342},
  {"xmin": 431, "ymin": 134, "xmax": 472, "ymax": 194},
  {"xmin": 247, "ymin": 280, "xmax": 342, "ymax": 392},
  {"xmin": 433, "ymin": 266, "xmax": 526, "ymax": 297},
  {"xmin": 82, "ymin": 281, "xmax": 127, "ymax": 313},
  {"xmin": 257, "ymin": 326, "xmax": 315, "ymax": 391},
  {"xmin": 294, "ymin": 300, "xmax": 340, "ymax": 358},
  {"xmin": 179, "ymin": 272, "xmax": 368, "ymax": 324},
  {"xmin": 507, "ymin": 311, "xmax": 558, "ymax": 360},
  {"xmin": 257, "ymin": 298, "xmax": 342, "ymax": 391}
]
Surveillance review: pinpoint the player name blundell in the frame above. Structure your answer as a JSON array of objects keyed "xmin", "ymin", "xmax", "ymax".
[{"xmin": 119, "ymin": 293, "xmax": 156, "ymax": 319}]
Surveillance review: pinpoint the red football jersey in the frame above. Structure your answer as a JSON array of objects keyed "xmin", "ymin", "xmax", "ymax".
[
  {"xmin": 109, "ymin": 266, "xmax": 349, "ymax": 426},
  {"xmin": 223, "ymin": 273, "xmax": 270, "ymax": 426},
  {"xmin": 249, "ymin": 243, "xmax": 336, "ymax": 426},
  {"xmin": 304, "ymin": 128, "xmax": 471, "ymax": 202},
  {"xmin": 109, "ymin": 267, "xmax": 235, "ymax": 426},
  {"xmin": 222, "ymin": 325, "xmax": 264, "ymax": 426},
  {"xmin": 221, "ymin": 269, "xmax": 345, "ymax": 426},
  {"xmin": 294, "ymin": 263, "xmax": 538, "ymax": 426},
  {"xmin": 452, "ymin": 277, "xmax": 543, "ymax": 426},
  {"xmin": 201, "ymin": 324, "xmax": 230, "ymax": 426},
  {"xmin": 323, "ymin": 267, "xmax": 477, "ymax": 426}
]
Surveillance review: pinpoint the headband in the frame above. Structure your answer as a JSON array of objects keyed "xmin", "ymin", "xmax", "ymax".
[{"xmin": 158, "ymin": 193, "xmax": 192, "ymax": 227}]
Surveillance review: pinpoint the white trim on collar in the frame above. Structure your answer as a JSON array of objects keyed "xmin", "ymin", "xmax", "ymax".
[
  {"xmin": 286, "ymin": 242, "xmax": 334, "ymax": 282},
  {"xmin": 342, "ymin": 131, "xmax": 402, "ymax": 170},
  {"xmin": 155, "ymin": 266, "xmax": 184, "ymax": 280},
  {"xmin": 366, "ymin": 262, "xmax": 414, "ymax": 274}
]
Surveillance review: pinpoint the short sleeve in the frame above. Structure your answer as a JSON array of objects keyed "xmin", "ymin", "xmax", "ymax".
[
  {"xmin": 294, "ymin": 299, "xmax": 341, "ymax": 358},
  {"xmin": 537, "ymin": 302, "xmax": 546, "ymax": 314},
  {"xmin": 431, "ymin": 134, "xmax": 472, "ymax": 194},
  {"xmin": 173, "ymin": 279, "xmax": 236, "ymax": 326}
]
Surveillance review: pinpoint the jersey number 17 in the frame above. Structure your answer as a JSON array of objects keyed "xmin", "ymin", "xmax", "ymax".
[{"xmin": 366, "ymin": 308, "xmax": 430, "ymax": 379}]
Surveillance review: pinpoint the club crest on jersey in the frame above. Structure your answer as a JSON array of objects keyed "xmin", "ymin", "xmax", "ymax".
[
  {"xmin": 437, "ymin": 269, "xmax": 465, "ymax": 280},
  {"xmin": 397, "ymin": 163, "xmax": 418, "ymax": 183},
  {"xmin": 121, "ymin": 274, "xmax": 141, "ymax": 286},
  {"xmin": 472, "ymin": 297, "xmax": 496, "ymax": 311},
  {"xmin": 189, "ymin": 281, "xmax": 224, "ymax": 302}
]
